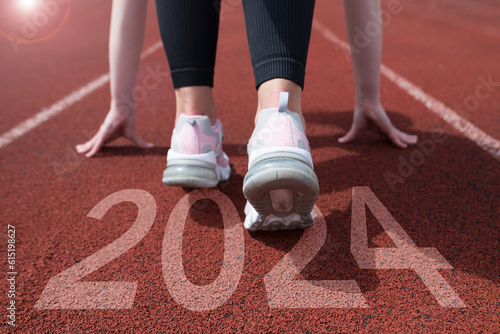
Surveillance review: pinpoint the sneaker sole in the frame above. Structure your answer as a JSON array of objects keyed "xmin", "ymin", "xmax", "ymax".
[
  {"xmin": 163, "ymin": 152, "xmax": 231, "ymax": 188},
  {"xmin": 242, "ymin": 153, "xmax": 319, "ymax": 231},
  {"xmin": 244, "ymin": 206, "xmax": 314, "ymax": 232},
  {"xmin": 163, "ymin": 164, "xmax": 219, "ymax": 188}
]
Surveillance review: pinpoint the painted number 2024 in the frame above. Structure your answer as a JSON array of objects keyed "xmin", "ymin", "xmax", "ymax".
[{"xmin": 35, "ymin": 187, "xmax": 465, "ymax": 311}]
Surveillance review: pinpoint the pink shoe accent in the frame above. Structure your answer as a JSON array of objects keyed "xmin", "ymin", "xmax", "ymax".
[
  {"xmin": 171, "ymin": 119, "xmax": 218, "ymax": 155},
  {"xmin": 164, "ymin": 115, "xmax": 231, "ymax": 188},
  {"xmin": 248, "ymin": 112, "xmax": 311, "ymax": 152},
  {"xmin": 217, "ymin": 154, "xmax": 229, "ymax": 168}
]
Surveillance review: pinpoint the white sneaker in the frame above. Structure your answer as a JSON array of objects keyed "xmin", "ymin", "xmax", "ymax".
[
  {"xmin": 163, "ymin": 115, "xmax": 231, "ymax": 188},
  {"xmin": 243, "ymin": 92, "xmax": 318, "ymax": 231}
]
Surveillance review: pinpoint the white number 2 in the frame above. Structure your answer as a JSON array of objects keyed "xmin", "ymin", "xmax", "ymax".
[
  {"xmin": 265, "ymin": 206, "xmax": 368, "ymax": 308},
  {"xmin": 350, "ymin": 187, "xmax": 466, "ymax": 307},
  {"xmin": 36, "ymin": 189, "xmax": 156, "ymax": 309}
]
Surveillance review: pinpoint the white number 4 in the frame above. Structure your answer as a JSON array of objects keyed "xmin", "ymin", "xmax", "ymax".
[{"xmin": 351, "ymin": 187, "xmax": 466, "ymax": 307}]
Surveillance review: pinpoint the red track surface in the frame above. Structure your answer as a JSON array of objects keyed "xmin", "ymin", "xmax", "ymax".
[{"xmin": 1, "ymin": 0, "xmax": 499, "ymax": 332}]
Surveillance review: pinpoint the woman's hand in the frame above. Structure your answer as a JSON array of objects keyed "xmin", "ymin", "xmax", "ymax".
[
  {"xmin": 76, "ymin": 108, "xmax": 153, "ymax": 157},
  {"xmin": 339, "ymin": 101, "xmax": 418, "ymax": 148}
]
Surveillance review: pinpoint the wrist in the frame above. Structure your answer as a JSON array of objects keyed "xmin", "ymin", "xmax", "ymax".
[
  {"xmin": 110, "ymin": 99, "xmax": 136, "ymax": 117},
  {"xmin": 355, "ymin": 96, "xmax": 381, "ymax": 108}
]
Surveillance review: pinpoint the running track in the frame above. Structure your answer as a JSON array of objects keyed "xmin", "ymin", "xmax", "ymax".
[{"xmin": 0, "ymin": 0, "xmax": 499, "ymax": 332}]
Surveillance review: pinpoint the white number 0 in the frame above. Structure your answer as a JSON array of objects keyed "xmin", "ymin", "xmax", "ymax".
[{"xmin": 162, "ymin": 189, "xmax": 245, "ymax": 311}]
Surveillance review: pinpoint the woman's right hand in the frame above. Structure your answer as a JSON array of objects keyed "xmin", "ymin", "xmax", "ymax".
[
  {"xmin": 338, "ymin": 101, "xmax": 418, "ymax": 148},
  {"xmin": 76, "ymin": 108, "xmax": 153, "ymax": 157}
]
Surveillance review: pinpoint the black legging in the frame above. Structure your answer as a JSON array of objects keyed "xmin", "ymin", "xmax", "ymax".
[{"xmin": 155, "ymin": 0, "xmax": 315, "ymax": 89}]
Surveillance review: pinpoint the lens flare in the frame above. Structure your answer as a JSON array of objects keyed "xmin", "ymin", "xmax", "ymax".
[{"xmin": 18, "ymin": 0, "xmax": 38, "ymax": 12}]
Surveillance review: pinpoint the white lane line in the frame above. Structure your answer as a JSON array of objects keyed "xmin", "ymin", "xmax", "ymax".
[
  {"xmin": 0, "ymin": 40, "xmax": 163, "ymax": 150},
  {"xmin": 313, "ymin": 19, "xmax": 500, "ymax": 161}
]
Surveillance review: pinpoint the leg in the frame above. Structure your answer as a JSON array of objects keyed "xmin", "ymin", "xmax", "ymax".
[
  {"xmin": 156, "ymin": 0, "xmax": 230, "ymax": 187},
  {"xmin": 109, "ymin": 0, "xmax": 148, "ymax": 113},
  {"xmin": 174, "ymin": 87, "xmax": 216, "ymax": 126},
  {"xmin": 243, "ymin": 0, "xmax": 315, "ymax": 126},
  {"xmin": 340, "ymin": 0, "xmax": 417, "ymax": 148},
  {"xmin": 242, "ymin": 0, "xmax": 318, "ymax": 231},
  {"xmin": 76, "ymin": 0, "xmax": 152, "ymax": 157},
  {"xmin": 256, "ymin": 79, "xmax": 304, "ymax": 129},
  {"xmin": 155, "ymin": 0, "xmax": 220, "ymax": 125}
]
